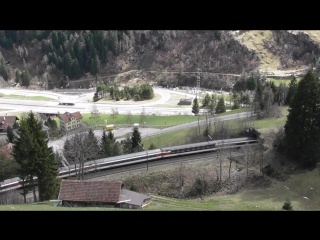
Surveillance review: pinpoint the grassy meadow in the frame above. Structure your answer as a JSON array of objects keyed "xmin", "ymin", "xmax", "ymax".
[
  {"xmin": 142, "ymin": 106, "xmax": 288, "ymax": 148},
  {"xmin": 0, "ymin": 93, "xmax": 56, "ymax": 101},
  {"xmin": 266, "ymin": 77, "xmax": 301, "ymax": 87}
]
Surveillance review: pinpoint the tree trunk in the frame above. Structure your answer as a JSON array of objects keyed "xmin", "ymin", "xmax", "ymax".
[
  {"xmin": 228, "ymin": 148, "xmax": 232, "ymax": 180},
  {"xmin": 179, "ymin": 161, "xmax": 183, "ymax": 187},
  {"xmin": 219, "ymin": 158, "xmax": 222, "ymax": 182},
  {"xmin": 246, "ymin": 151, "xmax": 248, "ymax": 179},
  {"xmin": 228, "ymin": 160, "xmax": 232, "ymax": 180},
  {"xmin": 81, "ymin": 160, "xmax": 84, "ymax": 180},
  {"xmin": 74, "ymin": 163, "xmax": 78, "ymax": 180},
  {"xmin": 30, "ymin": 176, "xmax": 37, "ymax": 202},
  {"xmin": 21, "ymin": 179, "xmax": 27, "ymax": 204}
]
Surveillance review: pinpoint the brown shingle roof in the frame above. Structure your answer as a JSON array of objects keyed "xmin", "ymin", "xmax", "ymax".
[
  {"xmin": 58, "ymin": 180, "xmax": 122, "ymax": 203},
  {"xmin": 59, "ymin": 112, "xmax": 83, "ymax": 123},
  {"xmin": 0, "ymin": 116, "xmax": 19, "ymax": 131}
]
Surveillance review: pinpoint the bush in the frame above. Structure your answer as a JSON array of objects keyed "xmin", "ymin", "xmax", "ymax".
[
  {"xmin": 148, "ymin": 142, "xmax": 157, "ymax": 150},
  {"xmin": 129, "ymin": 184, "xmax": 138, "ymax": 191},
  {"xmin": 282, "ymin": 198, "xmax": 293, "ymax": 211},
  {"xmin": 187, "ymin": 178, "xmax": 208, "ymax": 198}
]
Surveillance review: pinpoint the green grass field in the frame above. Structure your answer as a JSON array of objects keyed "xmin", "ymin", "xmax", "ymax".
[
  {"xmin": 199, "ymin": 93, "xmax": 232, "ymax": 102},
  {"xmin": 82, "ymin": 108, "xmax": 250, "ymax": 127},
  {"xmin": 0, "ymin": 94, "xmax": 56, "ymax": 101},
  {"xmin": 82, "ymin": 113, "xmax": 207, "ymax": 127},
  {"xmin": 142, "ymin": 107, "xmax": 288, "ymax": 148},
  {"xmin": 266, "ymin": 77, "xmax": 301, "ymax": 87}
]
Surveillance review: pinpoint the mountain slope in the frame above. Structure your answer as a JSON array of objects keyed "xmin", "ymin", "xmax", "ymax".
[{"xmin": 1, "ymin": 30, "xmax": 320, "ymax": 91}]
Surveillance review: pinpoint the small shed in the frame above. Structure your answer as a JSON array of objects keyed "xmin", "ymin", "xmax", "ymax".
[{"xmin": 57, "ymin": 180, "xmax": 152, "ymax": 209}]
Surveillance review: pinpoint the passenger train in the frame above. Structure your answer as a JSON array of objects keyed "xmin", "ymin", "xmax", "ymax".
[{"xmin": 0, "ymin": 137, "xmax": 258, "ymax": 192}]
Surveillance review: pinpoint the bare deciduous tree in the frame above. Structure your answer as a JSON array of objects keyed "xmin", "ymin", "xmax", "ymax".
[
  {"xmin": 140, "ymin": 107, "xmax": 147, "ymax": 123},
  {"xmin": 241, "ymin": 143, "xmax": 259, "ymax": 179},
  {"xmin": 126, "ymin": 111, "xmax": 133, "ymax": 126},
  {"xmin": 212, "ymin": 120, "xmax": 231, "ymax": 140},
  {"xmin": 62, "ymin": 128, "xmax": 100, "ymax": 180},
  {"xmin": 90, "ymin": 103, "xmax": 100, "ymax": 127},
  {"xmin": 110, "ymin": 108, "xmax": 119, "ymax": 124}
]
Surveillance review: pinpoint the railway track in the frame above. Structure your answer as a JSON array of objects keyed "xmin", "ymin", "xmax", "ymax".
[
  {"xmin": 0, "ymin": 137, "xmax": 259, "ymax": 193},
  {"xmin": 78, "ymin": 149, "xmax": 247, "ymax": 181}
]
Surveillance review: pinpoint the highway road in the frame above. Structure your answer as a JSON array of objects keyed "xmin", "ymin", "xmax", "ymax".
[
  {"xmin": 0, "ymin": 87, "xmax": 201, "ymax": 115},
  {"xmin": 0, "ymin": 86, "xmax": 232, "ymax": 116}
]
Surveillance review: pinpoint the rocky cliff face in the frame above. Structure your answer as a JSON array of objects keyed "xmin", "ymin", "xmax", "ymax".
[{"xmin": 266, "ymin": 30, "xmax": 320, "ymax": 69}]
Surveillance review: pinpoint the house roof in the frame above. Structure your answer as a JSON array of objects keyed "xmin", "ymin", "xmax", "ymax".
[
  {"xmin": 59, "ymin": 112, "xmax": 83, "ymax": 123},
  {"xmin": 58, "ymin": 180, "xmax": 122, "ymax": 203},
  {"xmin": 119, "ymin": 189, "xmax": 152, "ymax": 207},
  {"xmin": 0, "ymin": 116, "xmax": 19, "ymax": 131}
]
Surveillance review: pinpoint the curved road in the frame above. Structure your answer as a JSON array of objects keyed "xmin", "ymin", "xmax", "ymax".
[{"xmin": 0, "ymin": 86, "xmax": 232, "ymax": 116}]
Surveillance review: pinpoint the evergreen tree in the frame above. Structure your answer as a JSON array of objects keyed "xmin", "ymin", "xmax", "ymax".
[
  {"xmin": 63, "ymin": 53, "xmax": 72, "ymax": 78},
  {"xmin": 215, "ymin": 97, "xmax": 226, "ymax": 114},
  {"xmin": 192, "ymin": 97, "xmax": 200, "ymax": 115},
  {"xmin": 15, "ymin": 70, "xmax": 20, "ymax": 84},
  {"xmin": 6, "ymin": 125, "xmax": 14, "ymax": 143},
  {"xmin": 283, "ymin": 71, "xmax": 320, "ymax": 167},
  {"xmin": 113, "ymin": 142, "xmax": 122, "ymax": 156},
  {"xmin": 254, "ymin": 82, "xmax": 264, "ymax": 110},
  {"xmin": 131, "ymin": 129, "xmax": 142, "ymax": 152},
  {"xmin": 285, "ymin": 76, "xmax": 298, "ymax": 106},
  {"xmin": 12, "ymin": 111, "xmax": 59, "ymax": 202},
  {"xmin": 122, "ymin": 135, "xmax": 132, "ymax": 154},
  {"xmin": 100, "ymin": 40, "xmax": 107, "ymax": 64},
  {"xmin": 13, "ymin": 121, "xmax": 19, "ymax": 129},
  {"xmin": 58, "ymin": 45, "xmax": 64, "ymax": 56},
  {"xmin": 108, "ymin": 31, "xmax": 118, "ymax": 56},
  {"xmin": 90, "ymin": 57, "xmax": 98, "ymax": 76},
  {"xmin": 51, "ymin": 31, "xmax": 59, "ymax": 49},
  {"xmin": 21, "ymin": 70, "xmax": 31, "ymax": 87},
  {"xmin": 71, "ymin": 59, "xmax": 82, "ymax": 79},
  {"xmin": 99, "ymin": 129, "xmax": 112, "ymax": 158},
  {"xmin": 0, "ymin": 59, "xmax": 10, "ymax": 81},
  {"xmin": 202, "ymin": 93, "xmax": 211, "ymax": 107},
  {"xmin": 85, "ymin": 128, "xmax": 100, "ymax": 161},
  {"xmin": 107, "ymin": 130, "xmax": 115, "ymax": 143},
  {"xmin": 89, "ymin": 40, "xmax": 97, "ymax": 60},
  {"xmin": 45, "ymin": 117, "xmax": 58, "ymax": 131},
  {"xmin": 232, "ymin": 92, "xmax": 240, "ymax": 109},
  {"xmin": 41, "ymin": 40, "xmax": 46, "ymax": 53},
  {"xmin": 56, "ymin": 56, "xmax": 63, "ymax": 70},
  {"xmin": 80, "ymin": 47, "xmax": 87, "ymax": 70},
  {"xmin": 246, "ymin": 76, "xmax": 256, "ymax": 90}
]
